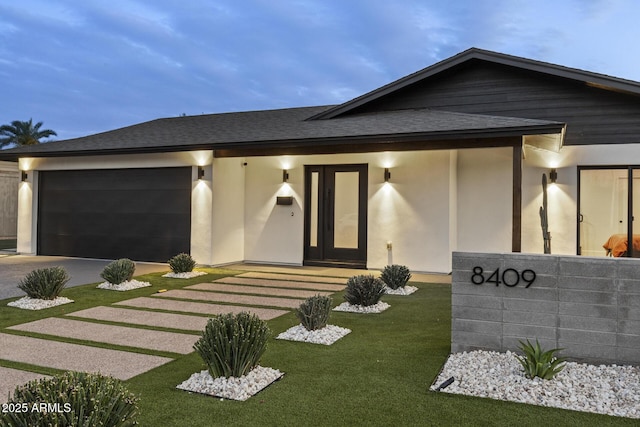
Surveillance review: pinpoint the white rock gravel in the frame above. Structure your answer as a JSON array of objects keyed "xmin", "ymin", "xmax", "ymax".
[
  {"xmin": 276, "ymin": 324, "xmax": 351, "ymax": 345},
  {"xmin": 177, "ymin": 366, "xmax": 284, "ymax": 401},
  {"xmin": 7, "ymin": 296, "xmax": 74, "ymax": 310},
  {"xmin": 162, "ymin": 271, "xmax": 208, "ymax": 279},
  {"xmin": 96, "ymin": 279, "xmax": 152, "ymax": 291},
  {"xmin": 385, "ymin": 285, "xmax": 418, "ymax": 295},
  {"xmin": 333, "ymin": 301, "xmax": 390, "ymax": 313},
  {"xmin": 431, "ymin": 350, "xmax": 640, "ymax": 419}
]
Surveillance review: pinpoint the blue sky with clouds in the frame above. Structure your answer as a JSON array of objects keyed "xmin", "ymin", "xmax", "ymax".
[{"xmin": 1, "ymin": 0, "xmax": 638, "ymax": 140}]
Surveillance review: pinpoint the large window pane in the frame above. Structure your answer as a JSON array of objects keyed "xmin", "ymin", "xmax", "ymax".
[{"xmin": 334, "ymin": 172, "xmax": 359, "ymax": 249}]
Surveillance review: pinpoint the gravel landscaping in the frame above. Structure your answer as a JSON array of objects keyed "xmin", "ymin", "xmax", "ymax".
[
  {"xmin": 276, "ymin": 324, "xmax": 351, "ymax": 345},
  {"xmin": 96, "ymin": 279, "xmax": 152, "ymax": 291},
  {"xmin": 333, "ymin": 301, "xmax": 390, "ymax": 313},
  {"xmin": 177, "ymin": 366, "xmax": 284, "ymax": 401},
  {"xmin": 7, "ymin": 296, "xmax": 74, "ymax": 310},
  {"xmin": 162, "ymin": 271, "xmax": 208, "ymax": 279},
  {"xmin": 431, "ymin": 350, "xmax": 640, "ymax": 419},
  {"xmin": 385, "ymin": 285, "xmax": 418, "ymax": 295}
]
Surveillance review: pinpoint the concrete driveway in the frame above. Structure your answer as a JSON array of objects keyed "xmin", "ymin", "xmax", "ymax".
[{"xmin": 0, "ymin": 254, "xmax": 168, "ymax": 301}]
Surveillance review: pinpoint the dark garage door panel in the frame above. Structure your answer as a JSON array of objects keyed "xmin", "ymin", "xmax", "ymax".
[{"xmin": 38, "ymin": 168, "xmax": 192, "ymax": 262}]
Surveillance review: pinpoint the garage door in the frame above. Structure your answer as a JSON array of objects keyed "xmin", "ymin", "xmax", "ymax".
[{"xmin": 38, "ymin": 167, "xmax": 191, "ymax": 262}]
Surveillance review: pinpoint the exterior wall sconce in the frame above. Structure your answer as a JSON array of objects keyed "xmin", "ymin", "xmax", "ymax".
[
  {"xmin": 283, "ymin": 169, "xmax": 289, "ymax": 182},
  {"xmin": 549, "ymin": 168, "xmax": 558, "ymax": 184},
  {"xmin": 384, "ymin": 168, "xmax": 391, "ymax": 182},
  {"xmin": 21, "ymin": 171, "xmax": 28, "ymax": 182},
  {"xmin": 197, "ymin": 166, "xmax": 205, "ymax": 180}
]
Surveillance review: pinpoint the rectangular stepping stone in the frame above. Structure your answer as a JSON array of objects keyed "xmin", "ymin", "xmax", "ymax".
[
  {"xmin": 115, "ymin": 297, "xmax": 288, "ymax": 320},
  {"xmin": 215, "ymin": 277, "xmax": 344, "ymax": 292},
  {"xmin": 154, "ymin": 289, "xmax": 303, "ymax": 309},
  {"xmin": 9, "ymin": 318, "xmax": 198, "ymax": 355},
  {"xmin": 0, "ymin": 333, "xmax": 171, "ymax": 380},
  {"xmin": 237, "ymin": 272, "xmax": 347, "ymax": 284},
  {"xmin": 186, "ymin": 283, "xmax": 333, "ymax": 298},
  {"xmin": 69, "ymin": 306, "xmax": 210, "ymax": 332},
  {"xmin": 0, "ymin": 367, "xmax": 50, "ymax": 404}
]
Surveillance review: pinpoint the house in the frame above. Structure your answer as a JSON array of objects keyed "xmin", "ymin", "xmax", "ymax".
[{"xmin": 2, "ymin": 48, "xmax": 640, "ymax": 273}]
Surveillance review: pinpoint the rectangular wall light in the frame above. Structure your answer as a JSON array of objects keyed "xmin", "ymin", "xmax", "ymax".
[
  {"xmin": 197, "ymin": 166, "xmax": 205, "ymax": 180},
  {"xmin": 283, "ymin": 169, "xmax": 289, "ymax": 182},
  {"xmin": 384, "ymin": 168, "xmax": 391, "ymax": 182},
  {"xmin": 21, "ymin": 171, "xmax": 28, "ymax": 182}
]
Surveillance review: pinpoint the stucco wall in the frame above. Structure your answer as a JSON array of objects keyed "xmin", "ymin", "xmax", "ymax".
[{"xmin": 0, "ymin": 161, "xmax": 19, "ymax": 239}]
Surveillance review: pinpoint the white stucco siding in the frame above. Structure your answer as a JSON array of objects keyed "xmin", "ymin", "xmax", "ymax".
[
  {"xmin": 210, "ymin": 157, "xmax": 245, "ymax": 265},
  {"xmin": 241, "ymin": 151, "xmax": 456, "ymax": 273},
  {"xmin": 456, "ymin": 147, "xmax": 513, "ymax": 254}
]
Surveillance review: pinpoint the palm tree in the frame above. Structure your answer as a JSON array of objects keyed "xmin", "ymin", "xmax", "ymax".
[{"xmin": 0, "ymin": 119, "xmax": 57, "ymax": 148}]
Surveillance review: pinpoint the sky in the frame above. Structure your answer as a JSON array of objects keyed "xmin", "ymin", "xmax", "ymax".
[{"xmin": 1, "ymin": 0, "xmax": 639, "ymax": 141}]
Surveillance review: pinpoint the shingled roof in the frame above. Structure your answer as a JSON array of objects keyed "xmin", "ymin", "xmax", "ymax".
[{"xmin": 0, "ymin": 105, "xmax": 563, "ymax": 160}]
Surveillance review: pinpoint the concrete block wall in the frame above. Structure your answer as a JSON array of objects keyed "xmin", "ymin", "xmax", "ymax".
[{"xmin": 452, "ymin": 251, "xmax": 640, "ymax": 365}]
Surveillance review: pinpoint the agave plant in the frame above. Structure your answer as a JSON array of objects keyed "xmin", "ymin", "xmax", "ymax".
[
  {"xmin": 296, "ymin": 295, "xmax": 332, "ymax": 331},
  {"xmin": 515, "ymin": 339, "xmax": 566, "ymax": 380}
]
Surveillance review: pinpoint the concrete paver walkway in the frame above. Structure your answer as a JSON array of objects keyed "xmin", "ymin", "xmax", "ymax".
[
  {"xmin": 69, "ymin": 306, "xmax": 211, "ymax": 332},
  {"xmin": 0, "ymin": 333, "xmax": 172, "ymax": 380},
  {"xmin": 186, "ymin": 282, "xmax": 333, "ymax": 298},
  {"xmin": 0, "ymin": 367, "xmax": 50, "ymax": 403},
  {"xmin": 115, "ymin": 297, "xmax": 288, "ymax": 320},
  {"xmin": 154, "ymin": 289, "xmax": 304, "ymax": 309},
  {"xmin": 237, "ymin": 272, "xmax": 347, "ymax": 284},
  {"xmin": 8, "ymin": 318, "xmax": 198, "ymax": 354},
  {"xmin": 214, "ymin": 276, "xmax": 344, "ymax": 292}
]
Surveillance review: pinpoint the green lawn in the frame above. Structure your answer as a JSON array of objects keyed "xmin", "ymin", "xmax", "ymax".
[{"xmin": 0, "ymin": 269, "xmax": 635, "ymax": 426}]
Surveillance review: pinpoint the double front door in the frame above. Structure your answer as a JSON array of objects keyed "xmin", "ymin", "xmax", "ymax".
[{"xmin": 304, "ymin": 164, "xmax": 367, "ymax": 267}]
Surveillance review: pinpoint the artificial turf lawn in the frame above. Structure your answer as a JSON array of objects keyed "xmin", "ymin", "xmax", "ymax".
[{"xmin": 1, "ymin": 270, "xmax": 637, "ymax": 426}]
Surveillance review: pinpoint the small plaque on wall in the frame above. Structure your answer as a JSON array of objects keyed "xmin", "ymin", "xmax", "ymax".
[{"xmin": 276, "ymin": 196, "xmax": 293, "ymax": 205}]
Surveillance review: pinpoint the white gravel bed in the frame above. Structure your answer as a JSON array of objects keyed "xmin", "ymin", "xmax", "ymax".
[
  {"xmin": 385, "ymin": 285, "xmax": 418, "ymax": 295},
  {"xmin": 7, "ymin": 296, "xmax": 74, "ymax": 310},
  {"xmin": 431, "ymin": 350, "xmax": 640, "ymax": 419},
  {"xmin": 177, "ymin": 366, "xmax": 284, "ymax": 401},
  {"xmin": 96, "ymin": 279, "xmax": 152, "ymax": 291},
  {"xmin": 333, "ymin": 301, "xmax": 390, "ymax": 313},
  {"xmin": 276, "ymin": 324, "xmax": 351, "ymax": 345},
  {"xmin": 162, "ymin": 271, "xmax": 208, "ymax": 279}
]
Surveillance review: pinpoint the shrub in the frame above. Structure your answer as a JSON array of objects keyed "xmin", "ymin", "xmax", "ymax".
[
  {"xmin": 1, "ymin": 371, "xmax": 139, "ymax": 426},
  {"xmin": 100, "ymin": 258, "xmax": 136, "ymax": 285},
  {"xmin": 344, "ymin": 275, "xmax": 386, "ymax": 307},
  {"xmin": 296, "ymin": 295, "xmax": 332, "ymax": 331},
  {"xmin": 380, "ymin": 264, "xmax": 412, "ymax": 290},
  {"xmin": 18, "ymin": 266, "xmax": 69, "ymax": 300},
  {"xmin": 515, "ymin": 338, "xmax": 566, "ymax": 380},
  {"xmin": 194, "ymin": 312, "xmax": 270, "ymax": 378},
  {"xmin": 168, "ymin": 253, "xmax": 196, "ymax": 273}
]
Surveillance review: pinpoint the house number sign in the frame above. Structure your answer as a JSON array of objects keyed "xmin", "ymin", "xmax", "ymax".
[{"xmin": 471, "ymin": 267, "xmax": 536, "ymax": 288}]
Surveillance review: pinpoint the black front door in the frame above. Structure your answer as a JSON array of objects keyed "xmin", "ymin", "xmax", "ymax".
[{"xmin": 304, "ymin": 164, "xmax": 367, "ymax": 268}]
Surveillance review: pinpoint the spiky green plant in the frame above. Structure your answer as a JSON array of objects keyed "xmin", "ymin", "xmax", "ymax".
[
  {"xmin": 17, "ymin": 266, "xmax": 69, "ymax": 300},
  {"xmin": 380, "ymin": 264, "xmax": 412, "ymax": 290},
  {"xmin": 168, "ymin": 253, "xmax": 196, "ymax": 273},
  {"xmin": 515, "ymin": 339, "xmax": 566, "ymax": 380},
  {"xmin": 194, "ymin": 312, "xmax": 270, "ymax": 378},
  {"xmin": 100, "ymin": 258, "xmax": 136, "ymax": 285},
  {"xmin": 344, "ymin": 275, "xmax": 386, "ymax": 307},
  {"xmin": 296, "ymin": 295, "xmax": 332, "ymax": 331},
  {"xmin": 1, "ymin": 371, "xmax": 139, "ymax": 426}
]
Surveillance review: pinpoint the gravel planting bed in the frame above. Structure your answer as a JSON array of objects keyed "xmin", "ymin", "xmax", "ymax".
[
  {"xmin": 7, "ymin": 296, "xmax": 74, "ymax": 310},
  {"xmin": 97, "ymin": 279, "xmax": 152, "ymax": 291},
  {"xmin": 177, "ymin": 366, "xmax": 284, "ymax": 401},
  {"xmin": 276, "ymin": 324, "xmax": 351, "ymax": 345},
  {"xmin": 431, "ymin": 350, "xmax": 640, "ymax": 419},
  {"xmin": 333, "ymin": 301, "xmax": 390, "ymax": 313},
  {"xmin": 162, "ymin": 271, "xmax": 208, "ymax": 279},
  {"xmin": 385, "ymin": 285, "xmax": 418, "ymax": 295}
]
